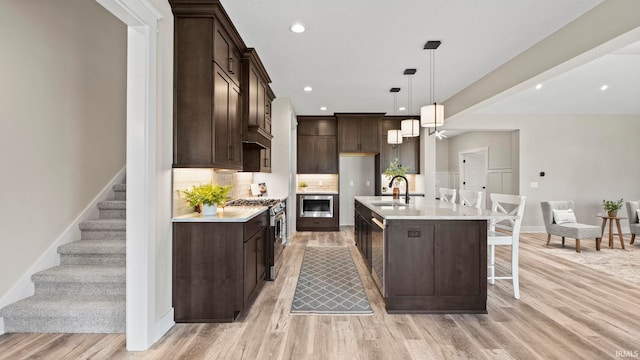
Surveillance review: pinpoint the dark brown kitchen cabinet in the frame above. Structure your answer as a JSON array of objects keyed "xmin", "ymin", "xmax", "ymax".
[
  {"xmin": 260, "ymin": 148, "xmax": 271, "ymax": 173},
  {"xmin": 242, "ymin": 49, "xmax": 274, "ymax": 172},
  {"xmin": 379, "ymin": 116, "xmax": 420, "ymax": 174},
  {"xmin": 336, "ymin": 113, "xmax": 382, "ymax": 153},
  {"xmin": 296, "ymin": 116, "xmax": 338, "ymax": 174},
  {"xmin": 214, "ymin": 21, "xmax": 241, "ymax": 87},
  {"xmin": 214, "ymin": 64, "xmax": 242, "ymax": 168},
  {"xmin": 173, "ymin": 211, "xmax": 268, "ymax": 322},
  {"xmin": 297, "ymin": 136, "xmax": 338, "ymax": 174},
  {"xmin": 242, "ymin": 49, "xmax": 273, "ymax": 147},
  {"xmin": 354, "ymin": 201, "xmax": 372, "ymax": 271},
  {"xmin": 170, "ymin": 1, "xmax": 247, "ymax": 169}
]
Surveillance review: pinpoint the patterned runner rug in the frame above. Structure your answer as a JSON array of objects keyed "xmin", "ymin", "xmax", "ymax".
[{"xmin": 291, "ymin": 246, "xmax": 373, "ymax": 314}]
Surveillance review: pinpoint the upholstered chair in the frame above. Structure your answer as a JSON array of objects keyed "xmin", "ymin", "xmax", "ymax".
[
  {"xmin": 625, "ymin": 201, "xmax": 640, "ymax": 244},
  {"xmin": 540, "ymin": 201, "xmax": 602, "ymax": 253}
]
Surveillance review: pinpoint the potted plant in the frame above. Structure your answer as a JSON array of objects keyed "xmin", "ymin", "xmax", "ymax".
[
  {"xmin": 383, "ymin": 158, "xmax": 409, "ymax": 199},
  {"xmin": 183, "ymin": 183, "xmax": 233, "ymax": 216},
  {"xmin": 603, "ymin": 198, "xmax": 623, "ymax": 217}
]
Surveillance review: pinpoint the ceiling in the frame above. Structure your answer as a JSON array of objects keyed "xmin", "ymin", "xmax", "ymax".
[{"xmin": 220, "ymin": 0, "xmax": 638, "ymax": 117}]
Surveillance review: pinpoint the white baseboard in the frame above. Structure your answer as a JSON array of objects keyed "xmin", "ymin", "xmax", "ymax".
[
  {"xmin": 154, "ymin": 308, "xmax": 175, "ymax": 342},
  {"xmin": 0, "ymin": 166, "xmax": 126, "ymax": 325},
  {"xmin": 521, "ymin": 226, "xmax": 547, "ymax": 233}
]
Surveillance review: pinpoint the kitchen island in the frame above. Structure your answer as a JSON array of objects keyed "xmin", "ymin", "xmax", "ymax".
[{"xmin": 354, "ymin": 196, "xmax": 515, "ymax": 314}]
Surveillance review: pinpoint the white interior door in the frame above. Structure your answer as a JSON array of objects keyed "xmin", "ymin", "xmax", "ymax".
[{"xmin": 459, "ymin": 148, "xmax": 488, "ymax": 208}]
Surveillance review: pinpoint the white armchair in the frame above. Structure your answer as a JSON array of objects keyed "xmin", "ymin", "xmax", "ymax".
[
  {"xmin": 540, "ymin": 201, "xmax": 601, "ymax": 253},
  {"xmin": 626, "ymin": 201, "xmax": 640, "ymax": 244}
]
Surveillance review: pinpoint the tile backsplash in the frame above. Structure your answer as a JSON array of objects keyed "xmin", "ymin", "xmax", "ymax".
[
  {"xmin": 172, "ymin": 169, "xmax": 253, "ymax": 217},
  {"xmin": 296, "ymin": 174, "xmax": 339, "ymax": 193}
]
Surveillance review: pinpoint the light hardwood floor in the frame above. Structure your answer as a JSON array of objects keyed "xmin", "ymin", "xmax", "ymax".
[{"xmin": 1, "ymin": 230, "xmax": 639, "ymax": 359}]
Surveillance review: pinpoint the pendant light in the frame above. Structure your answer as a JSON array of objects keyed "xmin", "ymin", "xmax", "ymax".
[
  {"xmin": 401, "ymin": 69, "xmax": 419, "ymax": 138},
  {"xmin": 420, "ymin": 40, "xmax": 445, "ymax": 134},
  {"xmin": 387, "ymin": 88, "xmax": 403, "ymax": 145}
]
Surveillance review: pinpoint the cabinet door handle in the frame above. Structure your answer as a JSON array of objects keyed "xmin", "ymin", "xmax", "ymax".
[{"xmin": 229, "ymin": 57, "xmax": 234, "ymax": 74}]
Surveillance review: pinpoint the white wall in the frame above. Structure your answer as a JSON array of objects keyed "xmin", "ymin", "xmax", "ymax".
[
  {"xmin": 253, "ymin": 97, "xmax": 294, "ymax": 199},
  {"xmin": 446, "ymin": 131, "xmax": 514, "ymax": 172},
  {"xmin": 0, "ymin": 0, "xmax": 126, "ymax": 299},
  {"xmin": 445, "ymin": 113, "xmax": 640, "ymax": 231}
]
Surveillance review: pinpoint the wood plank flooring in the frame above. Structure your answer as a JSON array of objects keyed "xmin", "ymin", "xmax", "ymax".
[{"xmin": 1, "ymin": 230, "xmax": 639, "ymax": 359}]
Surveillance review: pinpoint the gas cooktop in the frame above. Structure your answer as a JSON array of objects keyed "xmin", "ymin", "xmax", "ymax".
[{"xmin": 226, "ymin": 198, "xmax": 282, "ymax": 207}]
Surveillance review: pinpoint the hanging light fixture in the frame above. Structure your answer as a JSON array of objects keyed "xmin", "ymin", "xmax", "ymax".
[
  {"xmin": 420, "ymin": 40, "xmax": 445, "ymax": 134},
  {"xmin": 401, "ymin": 69, "xmax": 420, "ymax": 138},
  {"xmin": 387, "ymin": 88, "xmax": 403, "ymax": 146}
]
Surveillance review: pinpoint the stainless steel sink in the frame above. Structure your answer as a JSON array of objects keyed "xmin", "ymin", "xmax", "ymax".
[{"xmin": 370, "ymin": 201, "xmax": 411, "ymax": 208}]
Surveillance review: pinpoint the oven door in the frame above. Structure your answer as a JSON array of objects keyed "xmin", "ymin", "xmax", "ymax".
[{"xmin": 300, "ymin": 195, "xmax": 333, "ymax": 218}]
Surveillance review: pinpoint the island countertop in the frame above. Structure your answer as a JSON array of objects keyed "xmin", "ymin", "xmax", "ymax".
[{"xmin": 355, "ymin": 196, "xmax": 517, "ymax": 221}]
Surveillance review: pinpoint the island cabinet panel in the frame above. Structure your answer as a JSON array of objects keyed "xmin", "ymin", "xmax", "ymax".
[
  {"xmin": 383, "ymin": 219, "xmax": 487, "ymax": 313},
  {"xmin": 385, "ymin": 221, "xmax": 435, "ymax": 297}
]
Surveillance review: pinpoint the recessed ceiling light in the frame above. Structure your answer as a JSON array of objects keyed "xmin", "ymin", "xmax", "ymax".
[
  {"xmin": 399, "ymin": 107, "xmax": 406, "ymax": 111},
  {"xmin": 600, "ymin": 85, "xmax": 609, "ymax": 91},
  {"xmin": 535, "ymin": 84, "xmax": 543, "ymax": 90},
  {"xmin": 303, "ymin": 86, "xmax": 312, "ymax": 92},
  {"xmin": 290, "ymin": 23, "xmax": 305, "ymax": 33},
  {"xmin": 320, "ymin": 106, "xmax": 327, "ymax": 111}
]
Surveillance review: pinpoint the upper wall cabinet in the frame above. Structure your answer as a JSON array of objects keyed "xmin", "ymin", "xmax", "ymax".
[
  {"xmin": 297, "ymin": 116, "xmax": 338, "ymax": 174},
  {"xmin": 336, "ymin": 113, "xmax": 383, "ymax": 153},
  {"xmin": 379, "ymin": 116, "xmax": 420, "ymax": 174},
  {"xmin": 170, "ymin": 1, "xmax": 246, "ymax": 168}
]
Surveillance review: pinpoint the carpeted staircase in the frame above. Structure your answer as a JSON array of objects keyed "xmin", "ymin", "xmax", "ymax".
[{"xmin": 0, "ymin": 183, "xmax": 126, "ymax": 333}]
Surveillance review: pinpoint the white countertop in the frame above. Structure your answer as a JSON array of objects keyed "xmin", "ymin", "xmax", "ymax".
[
  {"xmin": 355, "ymin": 196, "xmax": 517, "ymax": 221},
  {"xmin": 172, "ymin": 206, "xmax": 268, "ymax": 222}
]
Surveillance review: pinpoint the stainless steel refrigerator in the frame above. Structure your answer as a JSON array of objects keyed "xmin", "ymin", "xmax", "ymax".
[{"xmin": 339, "ymin": 155, "xmax": 375, "ymax": 226}]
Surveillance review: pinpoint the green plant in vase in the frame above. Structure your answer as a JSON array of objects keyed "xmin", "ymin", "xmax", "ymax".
[
  {"xmin": 384, "ymin": 158, "xmax": 408, "ymax": 187},
  {"xmin": 383, "ymin": 158, "xmax": 409, "ymax": 199},
  {"xmin": 183, "ymin": 183, "xmax": 233, "ymax": 215},
  {"xmin": 603, "ymin": 198, "xmax": 623, "ymax": 217}
]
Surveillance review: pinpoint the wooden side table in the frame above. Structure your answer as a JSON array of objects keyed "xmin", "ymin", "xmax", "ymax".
[{"xmin": 597, "ymin": 215, "xmax": 626, "ymax": 249}]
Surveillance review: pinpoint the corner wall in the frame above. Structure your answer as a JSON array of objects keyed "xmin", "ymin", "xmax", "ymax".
[{"xmin": 0, "ymin": 0, "xmax": 126, "ymax": 300}]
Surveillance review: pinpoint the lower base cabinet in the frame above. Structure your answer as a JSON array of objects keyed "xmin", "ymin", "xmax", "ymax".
[{"xmin": 173, "ymin": 212, "xmax": 268, "ymax": 322}]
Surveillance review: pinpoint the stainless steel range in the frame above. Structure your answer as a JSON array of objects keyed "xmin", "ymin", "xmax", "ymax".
[{"xmin": 226, "ymin": 197, "xmax": 286, "ymax": 280}]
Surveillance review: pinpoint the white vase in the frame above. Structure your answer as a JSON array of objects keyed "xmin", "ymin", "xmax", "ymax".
[{"xmin": 201, "ymin": 204, "xmax": 216, "ymax": 216}]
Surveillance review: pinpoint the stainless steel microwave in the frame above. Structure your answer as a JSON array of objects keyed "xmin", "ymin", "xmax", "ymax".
[{"xmin": 299, "ymin": 195, "xmax": 333, "ymax": 218}]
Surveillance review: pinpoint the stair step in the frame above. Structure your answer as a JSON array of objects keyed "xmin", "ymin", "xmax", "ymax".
[
  {"xmin": 98, "ymin": 200, "xmax": 126, "ymax": 219},
  {"xmin": 79, "ymin": 219, "xmax": 125, "ymax": 240},
  {"xmin": 33, "ymin": 265, "xmax": 125, "ymax": 296},
  {"xmin": 0, "ymin": 294, "xmax": 125, "ymax": 333},
  {"xmin": 113, "ymin": 184, "xmax": 126, "ymax": 201},
  {"xmin": 58, "ymin": 240, "xmax": 126, "ymax": 265}
]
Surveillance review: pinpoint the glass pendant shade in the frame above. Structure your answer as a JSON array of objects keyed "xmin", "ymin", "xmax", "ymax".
[
  {"xmin": 387, "ymin": 129, "xmax": 403, "ymax": 144},
  {"xmin": 401, "ymin": 119, "xmax": 420, "ymax": 137},
  {"xmin": 420, "ymin": 104, "xmax": 445, "ymax": 127}
]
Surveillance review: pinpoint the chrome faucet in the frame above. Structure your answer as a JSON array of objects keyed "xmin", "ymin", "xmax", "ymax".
[{"xmin": 389, "ymin": 175, "xmax": 410, "ymax": 204}]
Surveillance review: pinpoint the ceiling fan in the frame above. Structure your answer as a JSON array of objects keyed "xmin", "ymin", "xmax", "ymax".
[{"xmin": 434, "ymin": 130, "xmax": 447, "ymax": 139}]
